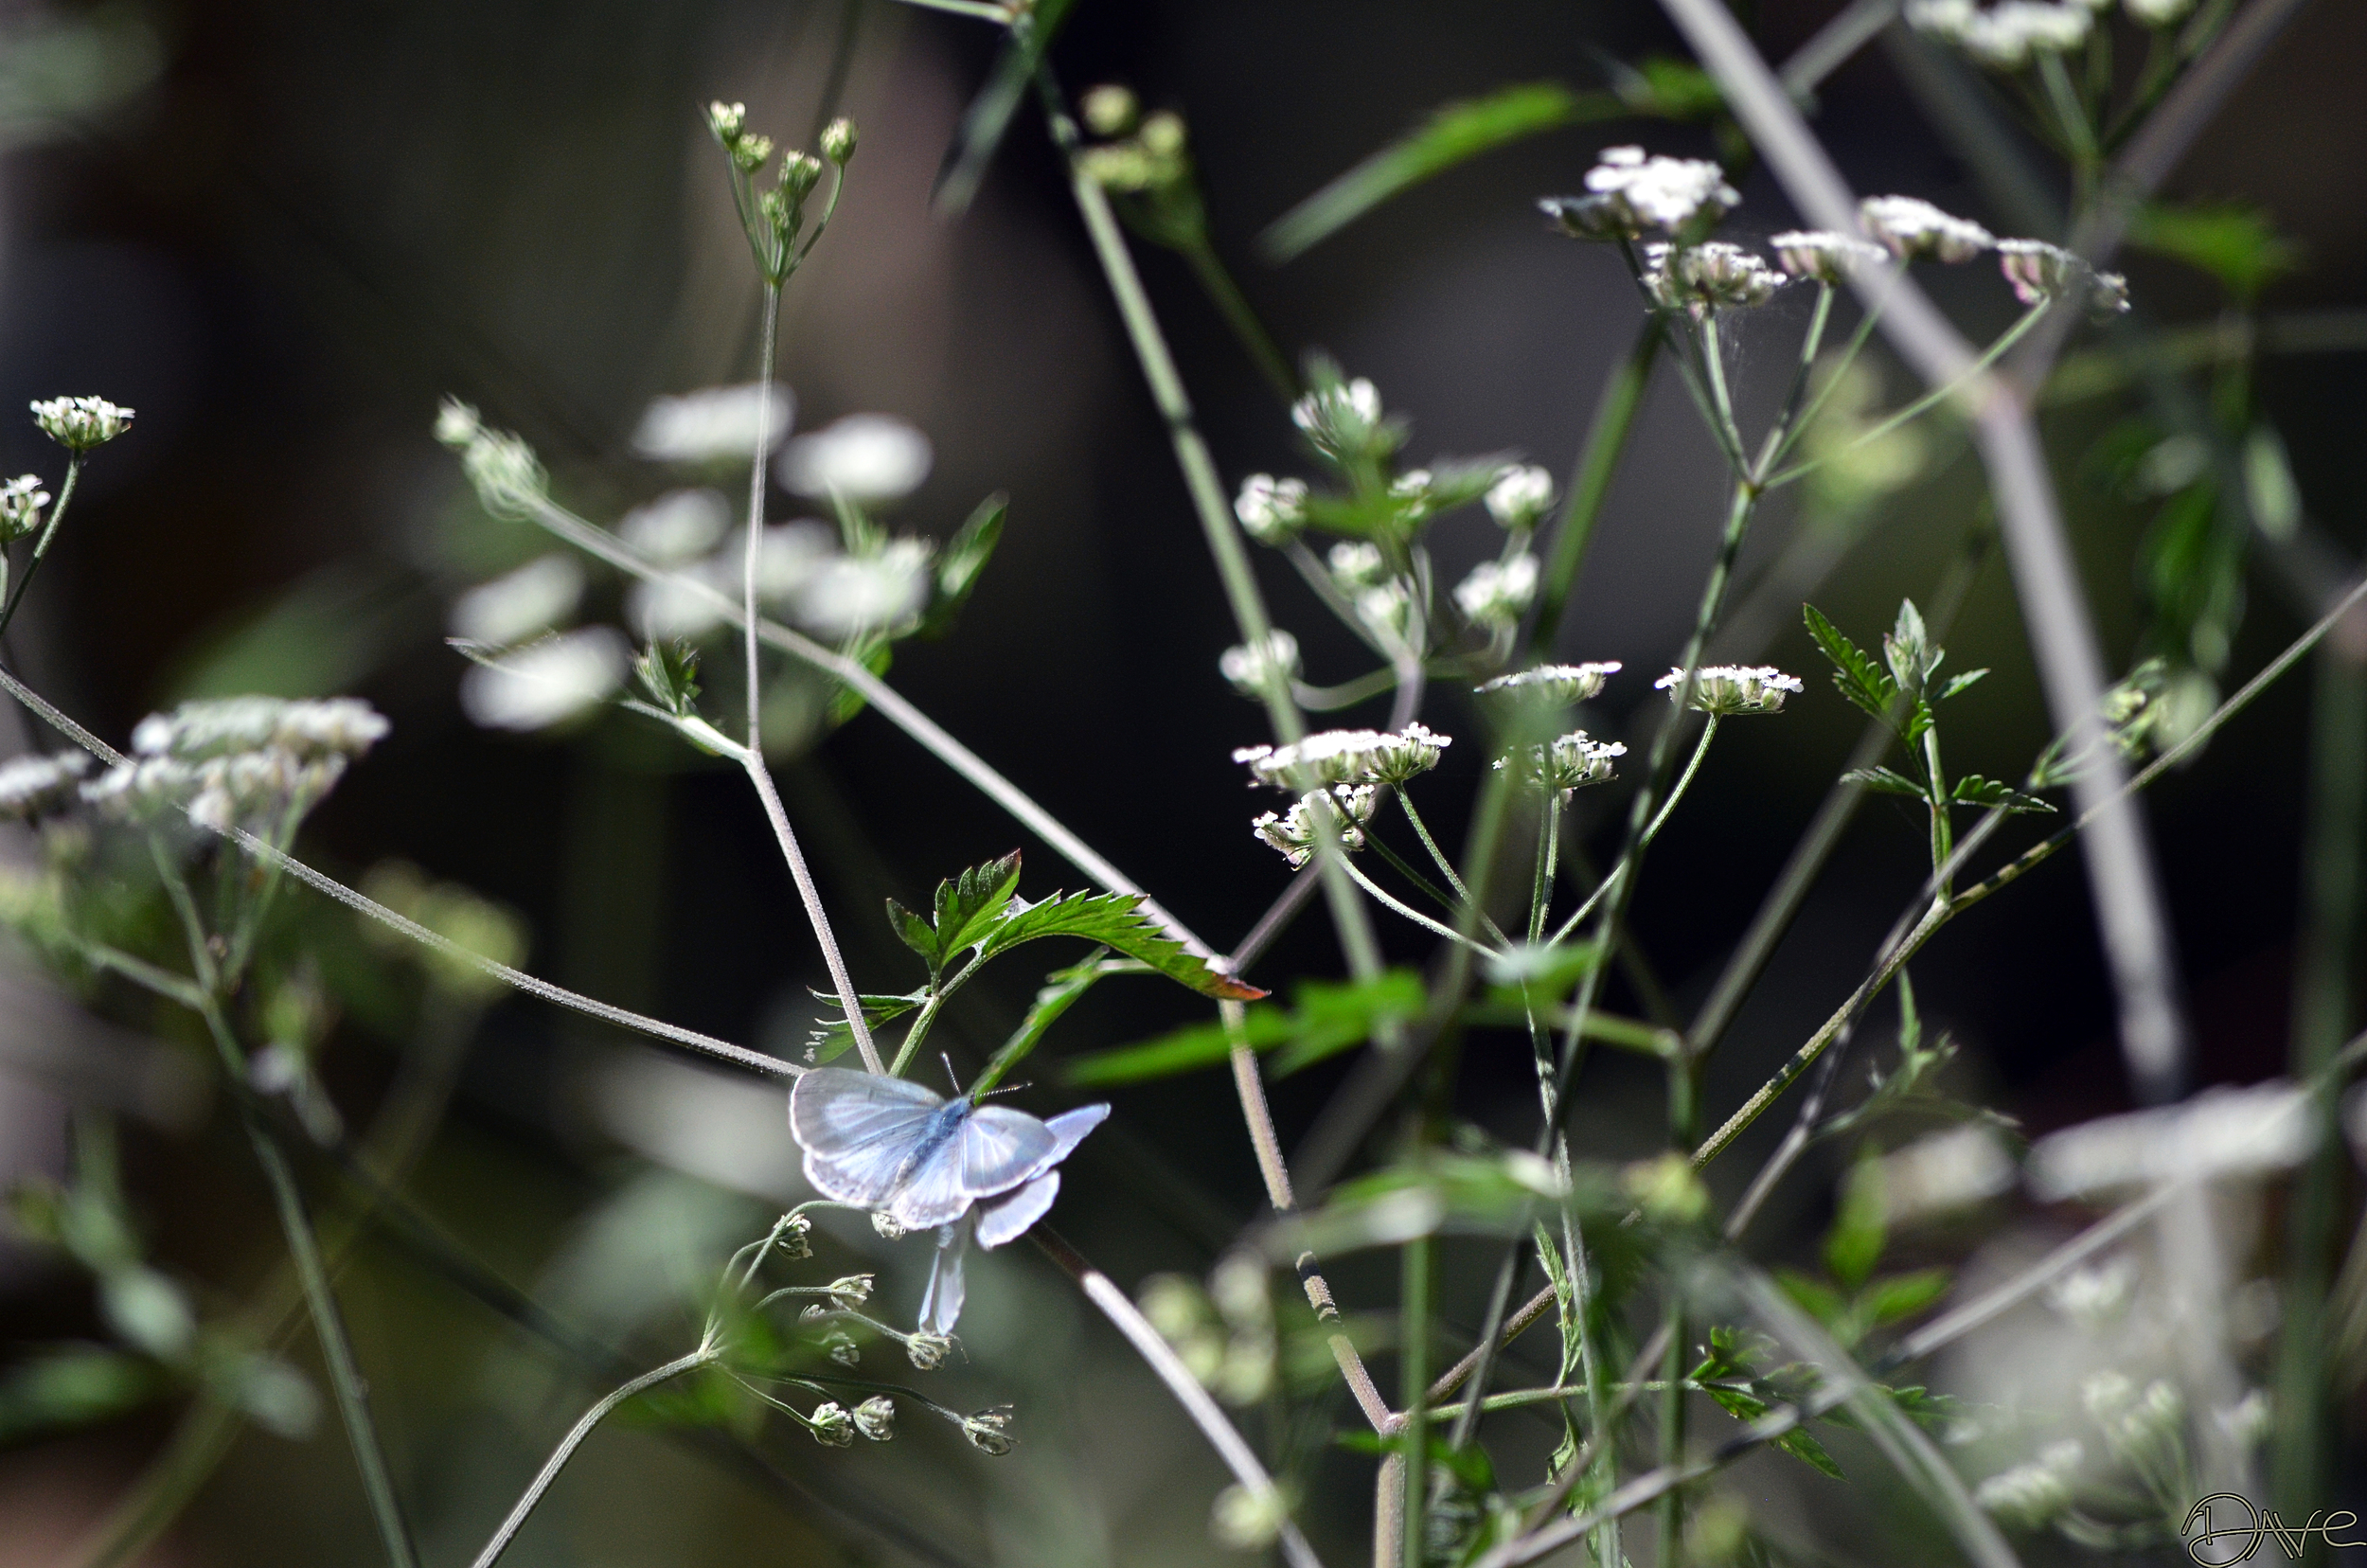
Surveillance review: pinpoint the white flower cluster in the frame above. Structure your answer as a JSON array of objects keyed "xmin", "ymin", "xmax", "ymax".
[
  {"xmin": 1996, "ymin": 239, "xmax": 2131, "ymax": 315},
  {"xmin": 622, "ymin": 521, "xmax": 930, "ymax": 643},
  {"xmin": 1475, "ymin": 662, "xmax": 1622, "ymax": 705},
  {"xmin": 1495, "ymin": 730, "xmax": 1626, "ymax": 795},
  {"xmin": 88, "ymin": 698, "xmax": 388, "ymax": 833},
  {"xmin": 619, "ymin": 489, "xmax": 731, "ymax": 565},
  {"xmin": 1453, "ymin": 553, "xmax": 1539, "ymax": 629},
  {"xmin": 1234, "ymin": 722, "xmax": 1451, "ymax": 790},
  {"xmin": 631, "ymin": 383, "xmax": 793, "ymax": 464},
  {"xmin": 2084, "ymin": 1371, "xmax": 2184, "ymax": 1465},
  {"xmin": 0, "ymin": 474, "xmax": 49, "ymax": 542},
  {"xmin": 1219, "ymin": 630, "xmax": 1300, "ymax": 698},
  {"xmin": 777, "ymin": 414, "xmax": 934, "ymax": 505},
  {"xmin": 460, "ymin": 628, "xmax": 632, "ymax": 733},
  {"xmin": 1655, "ymin": 665, "xmax": 1803, "ymax": 715},
  {"xmin": 0, "ymin": 751, "xmax": 90, "ymax": 821},
  {"xmin": 2045, "ymin": 1256, "xmax": 2138, "ymax": 1331},
  {"xmin": 30, "ymin": 395, "xmax": 133, "ymax": 452},
  {"xmin": 1485, "ymin": 464, "xmax": 1556, "ymax": 529},
  {"xmin": 1291, "ymin": 377, "xmax": 1388, "ymax": 463},
  {"xmin": 1252, "ymin": 785, "xmax": 1378, "ymax": 868},
  {"xmin": 1907, "ymin": 0, "xmax": 2112, "ymax": 68},
  {"xmin": 449, "ymin": 555, "xmax": 587, "ymax": 648},
  {"xmin": 436, "ymin": 400, "xmax": 548, "ymax": 521},
  {"xmin": 1860, "ymin": 195, "xmax": 1996, "ymax": 262},
  {"xmin": 1770, "ymin": 229, "xmax": 1892, "ymax": 283},
  {"xmin": 1235, "ymin": 473, "xmax": 1309, "ymax": 544},
  {"xmin": 1327, "ymin": 541, "xmax": 1387, "ymax": 588},
  {"xmin": 1972, "ymin": 1441, "xmax": 2082, "ymax": 1529},
  {"xmin": 1546, "ymin": 146, "xmax": 1741, "ymax": 239},
  {"xmin": 1641, "ymin": 241, "xmax": 1787, "ymax": 314},
  {"xmin": 2025, "ymin": 1079, "xmax": 2315, "ymax": 1200}
]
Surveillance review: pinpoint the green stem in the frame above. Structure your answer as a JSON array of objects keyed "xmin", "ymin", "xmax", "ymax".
[
  {"xmin": 1398, "ymin": 791, "xmax": 1474, "ymax": 907},
  {"xmin": 745, "ymin": 281, "xmax": 784, "ymax": 746},
  {"xmin": 1342, "ymin": 858, "xmax": 1503, "ymax": 959},
  {"xmin": 1643, "ymin": 715, "xmax": 1720, "ymax": 846},
  {"xmin": 1698, "ymin": 314, "xmax": 1749, "ymax": 474},
  {"xmin": 1766, "ymin": 269, "xmax": 1897, "ymax": 469},
  {"xmin": 0, "ymin": 454, "xmax": 80, "ymax": 641},
  {"xmin": 1179, "ymin": 231, "xmax": 1299, "ymax": 404},
  {"xmin": 1750, "ymin": 281, "xmax": 1836, "ymax": 481},
  {"xmin": 1401, "ymin": 1233, "xmax": 1432, "ymax": 1568},
  {"xmin": 1529, "ymin": 323, "xmax": 1661, "ymax": 655}
]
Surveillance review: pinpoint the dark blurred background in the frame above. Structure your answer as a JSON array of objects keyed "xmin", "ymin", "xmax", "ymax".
[{"xmin": 0, "ymin": 0, "xmax": 2361, "ymax": 1562}]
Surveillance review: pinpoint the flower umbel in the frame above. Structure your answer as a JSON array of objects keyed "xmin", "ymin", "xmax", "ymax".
[
  {"xmin": 1770, "ymin": 230, "xmax": 1891, "ymax": 283},
  {"xmin": 1252, "ymin": 785, "xmax": 1379, "ymax": 868},
  {"xmin": 1475, "ymin": 663, "xmax": 1622, "ymax": 706},
  {"xmin": 1543, "ymin": 146, "xmax": 1739, "ymax": 240},
  {"xmin": 1496, "ymin": 731, "xmax": 1626, "ymax": 795},
  {"xmin": 0, "ymin": 474, "xmax": 50, "ymax": 542},
  {"xmin": 1234, "ymin": 724, "xmax": 1450, "ymax": 789},
  {"xmin": 1234, "ymin": 473, "xmax": 1309, "ymax": 544},
  {"xmin": 1655, "ymin": 665, "xmax": 1803, "ymax": 715},
  {"xmin": 1860, "ymin": 196, "xmax": 1995, "ymax": 262},
  {"xmin": 30, "ymin": 396, "xmax": 133, "ymax": 452},
  {"xmin": 1219, "ymin": 631, "xmax": 1301, "ymax": 698},
  {"xmin": 1485, "ymin": 464, "xmax": 1556, "ymax": 529},
  {"xmin": 1453, "ymin": 554, "xmax": 1539, "ymax": 629}
]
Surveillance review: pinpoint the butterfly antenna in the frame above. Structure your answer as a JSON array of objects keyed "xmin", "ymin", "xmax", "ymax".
[
  {"xmin": 942, "ymin": 1052, "xmax": 965, "ymax": 1095},
  {"xmin": 978, "ymin": 1080, "xmax": 1030, "ymax": 1099}
]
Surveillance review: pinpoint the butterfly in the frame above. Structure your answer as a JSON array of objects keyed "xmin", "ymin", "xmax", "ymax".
[{"xmin": 788, "ymin": 1066, "xmax": 1110, "ymax": 1333}]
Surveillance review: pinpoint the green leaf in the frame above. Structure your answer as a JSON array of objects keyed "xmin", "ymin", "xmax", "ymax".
[
  {"xmin": 1064, "ymin": 1009, "xmax": 1288, "ymax": 1089},
  {"xmin": 0, "ymin": 1345, "xmax": 161, "ymax": 1443},
  {"xmin": 2129, "ymin": 200, "xmax": 2302, "ymax": 303},
  {"xmin": 827, "ymin": 635, "xmax": 893, "ymax": 726},
  {"xmin": 1843, "ymin": 766, "xmax": 1927, "ymax": 799},
  {"xmin": 806, "ymin": 992, "xmax": 926, "ymax": 1066},
  {"xmin": 1773, "ymin": 1424, "xmax": 1847, "ymax": 1480},
  {"xmin": 1062, "ymin": 970, "xmax": 1420, "ymax": 1087},
  {"xmin": 921, "ymin": 494, "xmax": 1006, "ymax": 638},
  {"xmin": 1937, "ymin": 668, "xmax": 1989, "ymax": 702},
  {"xmin": 977, "ymin": 888, "xmax": 1266, "ymax": 1000},
  {"xmin": 1484, "ymin": 940, "xmax": 1608, "ymax": 1005},
  {"xmin": 1949, "ymin": 775, "xmax": 2056, "ymax": 814},
  {"xmin": 1803, "ymin": 603, "xmax": 1896, "ymax": 722},
  {"xmin": 1269, "ymin": 971, "xmax": 1426, "ymax": 1077},
  {"xmin": 1259, "ymin": 83, "xmax": 1606, "ymax": 261},
  {"xmin": 1861, "ymin": 1268, "xmax": 1951, "ymax": 1327},
  {"xmin": 1823, "ymin": 1150, "xmax": 1887, "ymax": 1292},
  {"xmin": 1774, "ymin": 1269, "xmax": 1848, "ymax": 1331},
  {"xmin": 885, "ymin": 899, "xmax": 936, "ymax": 965},
  {"xmin": 931, "ymin": 850, "xmax": 1025, "ymax": 966}
]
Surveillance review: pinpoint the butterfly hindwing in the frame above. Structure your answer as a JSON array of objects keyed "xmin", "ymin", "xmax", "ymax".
[
  {"xmin": 959, "ymin": 1105, "xmax": 1059, "ymax": 1199},
  {"xmin": 791, "ymin": 1068, "xmax": 944, "ymax": 1205}
]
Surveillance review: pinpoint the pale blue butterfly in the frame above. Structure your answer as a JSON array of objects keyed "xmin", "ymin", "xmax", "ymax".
[{"xmin": 789, "ymin": 1066, "xmax": 1109, "ymax": 1334}]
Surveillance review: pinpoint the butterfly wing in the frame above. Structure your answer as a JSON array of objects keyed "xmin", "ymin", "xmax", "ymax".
[
  {"xmin": 790, "ymin": 1068, "xmax": 943, "ymax": 1207},
  {"xmin": 976, "ymin": 1169, "xmax": 1059, "ymax": 1250},
  {"xmin": 960, "ymin": 1105, "xmax": 1059, "ymax": 1200},
  {"xmin": 917, "ymin": 1224, "xmax": 970, "ymax": 1336}
]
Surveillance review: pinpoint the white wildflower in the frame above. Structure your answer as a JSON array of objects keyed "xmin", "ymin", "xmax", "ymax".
[
  {"xmin": 1234, "ymin": 725, "xmax": 1447, "ymax": 789},
  {"xmin": 790, "ymin": 539, "xmax": 931, "ymax": 635},
  {"xmin": 1973, "ymin": 1442, "xmax": 2080, "ymax": 1529},
  {"xmin": 0, "ymin": 474, "xmax": 50, "ymax": 542},
  {"xmin": 1860, "ymin": 195, "xmax": 1995, "ymax": 261},
  {"xmin": 30, "ymin": 395, "xmax": 133, "ymax": 452},
  {"xmin": 1485, "ymin": 464, "xmax": 1557, "ymax": 529},
  {"xmin": 631, "ymin": 383, "xmax": 792, "ymax": 464},
  {"xmin": 1251, "ymin": 785, "xmax": 1378, "ymax": 868},
  {"xmin": 747, "ymin": 521, "xmax": 839, "ymax": 600},
  {"xmin": 1677, "ymin": 242, "xmax": 1786, "ymax": 309},
  {"xmin": 775, "ymin": 414, "xmax": 933, "ymax": 504},
  {"xmin": 2026, "ymin": 1079, "xmax": 2316, "ymax": 1200},
  {"xmin": 1875, "ymin": 1125, "xmax": 2016, "ymax": 1225},
  {"xmin": 86, "ymin": 749, "xmax": 351, "ymax": 835},
  {"xmin": 1219, "ymin": 631, "xmax": 1300, "ymax": 697},
  {"xmin": 1365, "ymin": 722, "xmax": 1451, "ymax": 785},
  {"xmin": 1353, "ymin": 580, "xmax": 1415, "ymax": 645},
  {"xmin": 618, "ymin": 489, "xmax": 730, "ymax": 564},
  {"xmin": 1291, "ymin": 377, "xmax": 1387, "ymax": 459},
  {"xmin": 0, "ymin": 751, "xmax": 89, "ymax": 820},
  {"xmin": 1454, "ymin": 553, "xmax": 1539, "ymax": 629},
  {"xmin": 853, "ymin": 1395, "xmax": 896, "ymax": 1441},
  {"xmin": 1654, "ymin": 664, "xmax": 1803, "ymax": 715},
  {"xmin": 1770, "ymin": 229, "xmax": 1891, "ymax": 283},
  {"xmin": 1235, "ymin": 473, "xmax": 1309, "ymax": 544},
  {"xmin": 1495, "ymin": 730, "xmax": 1625, "ymax": 795},
  {"xmin": 449, "ymin": 555, "xmax": 585, "ymax": 648},
  {"xmin": 1327, "ymin": 541, "xmax": 1387, "ymax": 589},
  {"xmin": 626, "ymin": 570, "xmax": 728, "ymax": 641},
  {"xmin": 905, "ymin": 1331, "xmax": 952, "ymax": 1370},
  {"xmin": 1996, "ymin": 238, "xmax": 2129, "ymax": 315},
  {"xmin": 1907, "ymin": 0, "xmax": 2094, "ymax": 66},
  {"xmin": 2045, "ymin": 1256, "xmax": 2138, "ymax": 1330},
  {"xmin": 807, "ymin": 1399, "xmax": 856, "ymax": 1447},
  {"xmin": 1475, "ymin": 662, "xmax": 1622, "ymax": 705},
  {"xmin": 458, "ymin": 628, "xmax": 630, "ymax": 732},
  {"xmin": 133, "ymin": 698, "xmax": 389, "ymax": 763},
  {"xmin": 1557, "ymin": 146, "xmax": 1740, "ymax": 238}
]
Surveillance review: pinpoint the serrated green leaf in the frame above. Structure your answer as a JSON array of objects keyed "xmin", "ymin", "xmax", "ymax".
[
  {"xmin": 1773, "ymin": 1425, "xmax": 1847, "ymax": 1480},
  {"xmin": 1063, "ymin": 970, "xmax": 1418, "ymax": 1087},
  {"xmin": 1949, "ymin": 775, "xmax": 2056, "ymax": 814},
  {"xmin": 1063, "ymin": 1009, "xmax": 1290, "ymax": 1088},
  {"xmin": 885, "ymin": 899, "xmax": 935, "ymax": 964},
  {"xmin": 807, "ymin": 992, "xmax": 926, "ymax": 1066},
  {"xmin": 1824, "ymin": 1151, "xmax": 1887, "ymax": 1292},
  {"xmin": 1938, "ymin": 668, "xmax": 1989, "ymax": 702},
  {"xmin": 932, "ymin": 850, "xmax": 1025, "ymax": 966},
  {"xmin": 977, "ymin": 889, "xmax": 1266, "ymax": 1000},
  {"xmin": 1803, "ymin": 602, "xmax": 1896, "ymax": 722},
  {"xmin": 1861, "ymin": 1268, "xmax": 1951, "ymax": 1327},
  {"xmin": 1268, "ymin": 971, "xmax": 1426, "ymax": 1077},
  {"xmin": 2129, "ymin": 200, "xmax": 2303, "ymax": 303},
  {"xmin": 1843, "ymin": 766, "xmax": 1927, "ymax": 799},
  {"xmin": 921, "ymin": 494, "xmax": 1006, "ymax": 639}
]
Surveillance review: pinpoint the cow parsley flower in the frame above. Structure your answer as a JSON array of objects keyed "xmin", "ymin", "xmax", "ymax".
[
  {"xmin": 632, "ymin": 384, "xmax": 792, "ymax": 463},
  {"xmin": 1234, "ymin": 724, "xmax": 1449, "ymax": 790},
  {"xmin": 1235, "ymin": 473, "xmax": 1309, "ymax": 544},
  {"xmin": 1543, "ymin": 146, "xmax": 1740, "ymax": 240},
  {"xmin": 1973, "ymin": 1442, "xmax": 2081, "ymax": 1528},
  {"xmin": 458, "ymin": 628, "xmax": 631, "ymax": 732},
  {"xmin": 1352, "ymin": 580, "xmax": 1415, "ymax": 645},
  {"xmin": 618, "ymin": 489, "xmax": 731, "ymax": 564},
  {"xmin": 1496, "ymin": 731, "xmax": 1625, "ymax": 795},
  {"xmin": 0, "ymin": 474, "xmax": 50, "ymax": 542},
  {"xmin": 808, "ymin": 1399, "xmax": 856, "ymax": 1447},
  {"xmin": 0, "ymin": 751, "xmax": 90, "ymax": 821},
  {"xmin": 1252, "ymin": 785, "xmax": 1379, "ymax": 867},
  {"xmin": 1770, "ymin": 230, "xmax": 1892, "ymax": 283},
  {"xmin": 1675, "ymin": 242, "xmax": 1786, "ymax": 310},
  {"xmin": 1996, "ymin": 238, "xmax": 2130, "ymax": 315},
  {"xmin": 1291, "ymin": 378, "xmax": 1388, "ymax": 460},
  {"xmin": 449, "ymin": 555, "xmax": 586, "ymax": 649},
  {"xmin": 1860, "ymin": 196, "xmax": 1995, "ymax": 261},
  {"xmin": 2125, "ymin": 0, "xmax": 2194, "ymax": 23},
  {"xmin": 791, "ymin": 539, "xmax": 931, "ymax": 635},
  {"xmin": 1327, "ymin": 541, "xmax": 1387, "ymax": 589},
  {"xmin": 30, "ymin": 395, "xmax": 133, "ymax": 452},
  {"xmin": 1454, "ymin": 554, "xmax": 1539, "ymax": 629},
  {"xmin": 1219, "ymin": 631, "xmax": 1300, "ymax": 697},
  {"xmin": 1907, "ymin": 0, "xmax": 2094, "ymax": 67},
  {"xmin": 436, "ymin": 401, "xmax": 548, "ymax": 521},
  {"xmin": 776, "ymin": 414, "xmax": 934, "ymax": 504},
  {"xmin": 133, "ymin": 697, "xmax": 390, "ymax": 763},
  {"xmin": 1475, "ymin": 662, "xmax": 1622, "ymax": 705},
  {"xmin": 90, "ymin": 699, "xmax": 388, "ymax": 834},
  {"xmin": 1485, "ymin": 464, "xmax": 1557, "ymax": 529},
  {"xmin": 853, "ymin": 1395, "xmax": 896, "ymax": 1441},
  {"xmin": 1655, "ymin": 665, "xmax": 1803, "ymax": 715}
]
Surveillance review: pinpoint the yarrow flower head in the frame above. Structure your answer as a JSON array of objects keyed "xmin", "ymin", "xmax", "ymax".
[
  {"xmin": 0, "ymin": 751, "xmax": 90, "ymax": 822},
  {"xmin": 1770, "ymin": 230, "xmax": 1891, "ymax": 283},
  {"xmin": 1495, "ymin": 730, "xmax": 1625, "ymax": 795},
  {"xmin": 1234, "ymin": 724, "xmax": 1450, "ymax": 790},
  {"xmin": 30, "ymin": 395, "xmax": 133, "ymax": 452},
  {"xmin": 1219, "ymin": 630, "xmax": 1300, "ymax": 698},
  {"xmin": 1485, "ymin": 464, "xmax": 1556, "ymax": 529},
  {"xmin": 1995, "ymin": 238, "xmax": 2130, "ymax": 315},
  {"xmin": 1906, "ymin": 0, "xmax": 2094, "ymax": 68},
  {"xmin": 0, "ymin": 474, "xmax": 49, "ymax": 542},
  {"xmin": 1251, "ymin": 785, "xmax": 1378, "ymax": 867},
  {"xmin": 1543, "ymin": 146, "xmax": 1740, "ymax": 241},
  {"xmin": 1234, "ymin": 473, "xmax": 1309, "ymax": 544},
  {"xmin": 1860, "ymin": 196, "xmax": 1995, "ymax": 262},
  {"xmin": 1453, "ymin": 553, "xmax": 1539, "ymax": 629},
  {"xmin": 1475, "ymin": 662, "xmax": 1622, "ymax": 706},
  {"xmin": 1655, "ymin": 664, "xmax": 1803, "ymax": 715}
]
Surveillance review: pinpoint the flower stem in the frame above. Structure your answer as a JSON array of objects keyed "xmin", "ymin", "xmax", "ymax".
[
  {"xmin": 739, "ymin": 750, "xmax": 882, "ymax": 1073},
  {"xmin": 744, "ymin": 281, "xmax": 783, "ymax": 747},
  {"xmin": 0, "ymin": 454, "xmax": 80, "ymax": 641}
]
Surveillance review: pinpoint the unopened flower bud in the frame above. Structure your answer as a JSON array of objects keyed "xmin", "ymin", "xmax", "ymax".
[
  {"xmin": 819, "ymin": 117, "xmax": 857, "ymax": 165},
  {"xmin": 731, "ymin": 134, "xmax": 774, "ymax": 173},
  {"xmin": 962, "ymin": 1408, "xmax": 1016, "ymax": 1455},
  {"xmin": 853, "ymin": 1394, "xmax": 896, "ymax": 1441},
  {"xmin": 809, "ymin": 1399, "xmax": 856, "ymax": 1447},
  {"xmin": 1137, "ymin": 110, "xmax": 1186, "ymax": 158},
  {"xmin": 827, "ymin": 1274, "xmax": 874, "ymax": 1310},
  {"xmin": 0, "ymin": 474, "xmax": 49, "ymax": 542},
  {"xmin": 906, "ymin": 1332, "xmax": 952, "ymax": 1371},
  {"xmin": 780, "ymin": 151, "xmax": 825, "ymax": 198},
  {"xmin": 707, "ymin": 100, "xmax": 746, "ymax": 144},
  {"xmin": 820, "ymin": 1330, "xmax": 861, "ymax": 1367},
  {"xmin": 1211, "ymin": 1484, "xmax": 1290, "ymax": 1549},
  {"xmin": 779, "ymin": 1212, "xmax": 814, "ymax": 1260},
  {"xmin": 1080, "ymin": 83, "xmax": 1138, "ymax": 137}
]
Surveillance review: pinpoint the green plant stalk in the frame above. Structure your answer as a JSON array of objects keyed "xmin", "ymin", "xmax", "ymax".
[
  {"xmin": 1401, "ymin": 1232, "xmax": 1432, "ymax": 1568},
  {"xmin": 744, "ymin": 280, "xmax": 783, "ymax": 746},
  {"xmin": 1179, "ymin": 230, "xmax": 1299, "ymax": 404},
  {"xmin": 2271, "ymin": 645, "xmax": 2365, "ymax": 1523},
  {"xmin": 1398, "ymin": 790, "xmax": 1476, "ymax": 908},
  {"xmin": 1698, "ymin": 315, "xmax": 1749, "ymax": 473},
  {"xmin": 0, "ymin": 454, "xmax": 79, "ymax": 641},
  {"xmin": 1748, "ymin": 282, "xmax": 1836, "ymax": 478},
  {"xmin": 1765, "ymin": 268, "xmax": 1898, "ymax": 471},
  {"xmin": 1643, "ymin": 715, "xmax": 1719, "ymax": 846},
  {"xmin": 1529, "ymin": 323, "xmax": 1661, "ymax": 656}
]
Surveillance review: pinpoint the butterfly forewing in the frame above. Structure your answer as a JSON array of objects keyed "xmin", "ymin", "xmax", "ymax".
[
  {"xmin": 959, "ymin": 1106, "xmax": 1059, "ymax": 1198},
  {"xmin": 791, "ymin": 1068, "xmax": 945, "ymax": 1205}
]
